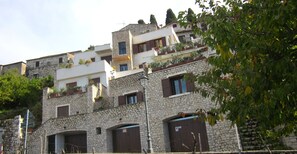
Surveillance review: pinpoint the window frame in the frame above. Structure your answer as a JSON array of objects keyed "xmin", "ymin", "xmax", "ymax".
[
  {"xmin": 35, "ymin": 61, "xmax": 40, "ymax": 67},
  {"xmin": 118, "ymin": 42, "xmax": 127, "ymax": 55},
  {"xmin": 56, "ymin": 104, "xmax": 70, "ymax": 118},
  {"xmin": 118, "ymin": 91, "xmax": 143, "ymax": 106},
  {"xmin": 126, "ymin": 93, "xmax": 138, "ymax": 104},
  {"xmin": 162, "ymin": 73, "xmax": 195, "ymax": 97},
  {"xmin": 59, "ymin": 57, "xmax": 63, "ymax": 64},
  {"xmin": 170, "ymin": 76, "xmax": 187, "ymax": 95},
  {"xmin": 119, "ymin": 64, "xmax": 128, "ymax": 71}
]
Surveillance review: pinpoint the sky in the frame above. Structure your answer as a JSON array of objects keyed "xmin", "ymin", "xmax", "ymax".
[{"xmin": 0, "ymin": 0, "xmax": 199, "ymax": 65}]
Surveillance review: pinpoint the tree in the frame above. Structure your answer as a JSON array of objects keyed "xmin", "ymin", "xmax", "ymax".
[
  {"xmin": 138, "ymin": 19, "xmax": 145, "ymax": 24},
  {"xmin": 165, "ymin": 8, "xmax": 177, "ymax": 25},
  {"xmin": 178, "ymin": 0, "xmax": 297, "ymax": 138},
  {"xmin": 150, "ymin": 14, "xmax": 158, "ymax": 26},
  {"xmin": 186, "ymin": 8, "xmax": 195, "ymax": 23},
  {"xmin": 0, "ymin": 69, "xmax": 54, "ymax": 126}
]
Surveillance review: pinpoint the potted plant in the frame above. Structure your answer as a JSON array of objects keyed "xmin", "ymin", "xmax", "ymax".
[
  {"xmin": 85, "ymin": 59, "xmax": 92, "ymax": 65},
  {"xmin": 49, "ymin": 87, "xmax": 60, "ymax": 98},
  {"xmin": 60, "ymin": 88, "xmax": 66, "ymax": 96},
  {"xmin": 79, "ymin": 59, "xmax": 85, "ymax": 65}
]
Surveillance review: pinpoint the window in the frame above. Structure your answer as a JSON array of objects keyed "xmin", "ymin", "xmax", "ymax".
[
  {"xmin": 178, "ymin": 35, "xmax": 186, "ymax": 43},
  {"xmin": 33, "ymin": 73, "xmax": 39, "ymax": 78},
  {"xmin": 154, "ymin": 39, "xmax": 163, "ymax": 48},
  {"xmin": 119, "ymin": 64, "xmax": 128, "ymax": 71},
  {"xmin": 173, "ymin": 24, "xmax": 177, "ymax": 28},
  {"xmin": 126, "ymin": 93, "xmax": 137, "ymax": 104},
  {"xmin": 118, "ymin": 42, "xmax": 126, "ymax": 55},
  {"xmin": 118, "ymin": 92, "xmax": 143, "ymax": 106},
  {"xmin": 36, "ymin": 61, "xmax": 40, "ymax": 67},
  {"xmin": 171, "ymin": 76, "xmax": 187, "ymax": 95},
  {"xmin": 161, "ymin": 74, "xmax": 194, "ymax": 97},
  {"xmin": 59, "ymin": 57, "xmax": 63, "ymax": 63},
  {"xmin": 57, "ymin": 105, "xmax": 69, "ymax": 118},
  {"xmin": 190, "ymin": 34, "xmax": 196, "ymax": 39},
  {"xmin": 138, "ymin": 43, "xmax": 147, "ymax": 52},
  {"xmin": 91, "ymin": 57, "xmax": 95, "ymax": 62},
  {"xmin": 89, "ymin": 77, "xmax": 100, "ymax": 86}
]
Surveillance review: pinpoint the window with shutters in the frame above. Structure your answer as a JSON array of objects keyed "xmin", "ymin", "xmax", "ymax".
[
  {"xmin": 171, "ymin": 76, "xmax": 187, "ymax": 95},
  {"xmin": 57, "ymin": 105, "xmax": 69, "ymax": 118},
  {"xmin": 162, "ymin": 74, "xmax": 194, "ymax": 97},
  {"xmin": 126, "ymin": 93, "xmax": 137, "ymax": 104},
  {"xmin": 118, "ymin": 91, "xmax": 143, "ymax": 106}
]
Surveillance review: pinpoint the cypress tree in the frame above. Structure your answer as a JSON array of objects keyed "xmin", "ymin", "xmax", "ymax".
[
  {"xmin": 150, "ymin": 14, "xmax": 158, "ymax": 26},
  {"xmin": 186, "ymin": 8, "xmax": 195, "ymax": 23},
  {"xmin": 165, "ymin": 8, "xmax": 177, "ymax": 25}
]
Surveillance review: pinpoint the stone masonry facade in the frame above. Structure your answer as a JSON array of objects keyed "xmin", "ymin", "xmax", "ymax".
[
  {"xmin": 27, "ymin": 59, "xmax": 239, "ymax": 153},
  {"xmin": 2, "ymin": 115, "xmax": 23, "ymax": 154},
  {"xmin": 26, "ymin": 53, "xmax": 69, "ymax": 80}
]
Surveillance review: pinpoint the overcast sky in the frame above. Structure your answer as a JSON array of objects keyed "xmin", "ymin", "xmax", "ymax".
[{"xmin": 0, "ymin": 0, "xmax": 199, "ymax": 65}]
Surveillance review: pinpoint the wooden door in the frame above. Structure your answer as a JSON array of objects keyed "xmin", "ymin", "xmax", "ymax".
[{"xmin": 168, "ymin": 116, "xmax": 209, "ymax": 152}]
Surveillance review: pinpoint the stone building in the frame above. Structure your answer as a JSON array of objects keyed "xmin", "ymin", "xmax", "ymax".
[
  {"xmin": 27, "ymin": 58, "xmax": 239, "ymax": 154},
  {"xmin": 0, "ymin": 61, "xmax": 26, "ymax": 75},
  {"xmin": 111, "ymin": 24, "xmax": 180, "ymax": 72},
  {"xmin": 26, "ymin": 51, "xmax": 81, "ymax": 79},
  {"xmin": 24, "ymin": 24, "xmax": 241, "ymax": 154}
]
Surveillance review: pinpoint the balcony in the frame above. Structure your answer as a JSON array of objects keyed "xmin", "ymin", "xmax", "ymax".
[{"xmin": 57, "ymin": 60, "xmax": 110, "ymax": 81}]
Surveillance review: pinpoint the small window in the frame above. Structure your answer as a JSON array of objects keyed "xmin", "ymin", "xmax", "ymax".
[
  {"xmin": 118, "ymin": 42, "xmax": 127, "ymax": 55},
  {"xmin": 57, "ymin": 105, "xmax": 69, "ymax": 118},
  {"xmin": 138, "ymin": 43, "xmax": 147, "ymax": 53},
  {"xmin": 190, "ymin": 34, "xmax": 196, "ymax": 39},
  {"xmin": 33, "ymin": 73, "xmax": 39, "ymax": 78},
  {"xmin": 178, "ymin": 35, "xmax": 186, "ymax": 43},
  {"xmin": 154, "ymin": 39, "xmax": 163, "ymax": 48},
  {"xmin": 118, "ymin": 91, "xmax": 143, "ymax": 106},
  {"xmin": 36, "ymin": 61, "xmax": 40, "ymax": 67},
  {"xmin": 126, "ymin": 93, "xmax": 137, "ymax": 104},
  {"xmin": 96, "ymin": 127, "xmax": 102, "ymax": 134},
  {"xmin": 91, "ymin": 57, "xmax": 95, "ymax": 62},
  {"xmin": 173, "ymin": 24, "xmax": 177, "ymax": 28},
  {"xmin": 59, "ymin": 57, "xmax": 63, "ymax": 64},
  {"xmin": 119, "ymin": 64, "xmax": 128, "ymax": 71},
  {"xmin": 162, "ymin": 74, "xmax": 195, "ymax": 97},
  {"xmin": 89, "ymin": 77, "xmax": 100, "ymax": 86},
  {"xmin": 171, "ymin": 76, "xmax": 187, "ymax": 95}
]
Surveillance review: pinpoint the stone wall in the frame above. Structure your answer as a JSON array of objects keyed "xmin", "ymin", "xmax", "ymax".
[
  {"xmin": 1, "ymin": 62, "xmax": 26, "ymax": 75},
  {"xmin": 119, "ymin": 24, "xmax": 158, "ymax": 36},
  {"xmin": 2, "ymin": 115, "xmax": 23, "ymax": 154},
  {"xmin": 27, "ymin": 60, "xmax": 239, "ymax": 153},
  {"xmin": 26, "ymin": 53, "xmax": 69, "ymax": 80},
  {"xmin": 282, "ymin": 135, "xmax": 297, "ymax": 149},
  {"xmin": 42, "ymin": 85, "xmax": 98, "ymax": 123}
]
